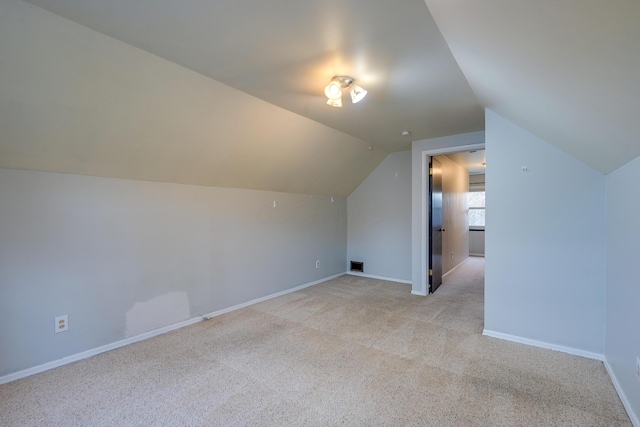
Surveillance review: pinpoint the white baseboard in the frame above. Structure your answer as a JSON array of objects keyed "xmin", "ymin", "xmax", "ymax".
[
  {"xmin": 469, "ymin": 253, "xmax": 485, "ymax": 257},
  {"xmin": 411, "ymin": 290, "xmax": 427, "ymax": 296},
  {"xmin": 346, "ymin": 272, "xmax": 411, "ymax": 285},
  {"xmin": 0, "ymin": 273, "xmax": 344, "ymax": 386},
  {"xmin": 442, "ymin": 257, "xmax": 470, "ymax": 278},
  {"xmin": 482, "ymin": 329, "xmax": 604, "ymax": 361},
  {"xmin": 604, "ymin": 359, "xmax": 640, "ymax": 427},
  {"xmin": 201, "ymin": 272, "xmax": 345, "ymax": 319},
  {"xmin": 0, "ymin": 316, "xmax": 201, "ymax": 386}
]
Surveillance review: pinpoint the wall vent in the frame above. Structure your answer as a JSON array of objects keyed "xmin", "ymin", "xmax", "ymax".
[{"xmin": 350, "ymin": 261, "xmax": 364, "ymax": 272}]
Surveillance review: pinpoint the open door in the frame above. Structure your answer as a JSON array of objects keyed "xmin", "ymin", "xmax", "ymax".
[{"xmin": 429, "ymin": 157, "xmax": 443, "ymax": 293}]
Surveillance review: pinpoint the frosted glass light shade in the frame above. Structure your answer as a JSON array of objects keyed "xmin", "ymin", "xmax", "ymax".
[
  {"xmin": 324, "ymin": 76, "xmax": 366, "ymax": 107},
  {"xmin": 349, "ymin": 85, "xmax": 367, "ymax": 103}
]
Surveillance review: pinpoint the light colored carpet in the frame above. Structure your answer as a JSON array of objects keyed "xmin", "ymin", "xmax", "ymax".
[{"xmin": 0, "ymin": 257, "xmax": 631, "ymax": 426}]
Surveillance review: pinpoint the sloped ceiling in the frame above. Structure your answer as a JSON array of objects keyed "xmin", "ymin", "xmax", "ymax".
[
  {"xmin": 0, "ymin": 0, "xmax": 388, "ymax": 197},
  {"xmin": 19, "ymin": 0, "xmax": 484, "ymax": 152},
  {"xmin": 425, "ymin": 0, "xmax": 640, "ymax": 174},
  {"xmin": 0, "ymin": 0, "xmax": 484, "ymax": 197},
  {"xmin": 5, "ymin": 1, "xmax": 635, "ymax": 197}
]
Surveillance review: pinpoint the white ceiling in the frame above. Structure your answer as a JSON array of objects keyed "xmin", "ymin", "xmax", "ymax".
[
  {"xmin": 0, "ymin": 0, "xmax": 388, "ymax": 197},
  {"xmin": 445, "ymin": 150, "xmax": 486, "ymax": 175},
  {"xmin": 21, "ymin": 0, "xmax": 484, "ymax": 153},
  {"xmin": 425, "ymin": 0, "xmax": 640, "ymax": 174},
  {"xmin": 3, "ymin": 0, "xmax": 639, "ymax": 197}
]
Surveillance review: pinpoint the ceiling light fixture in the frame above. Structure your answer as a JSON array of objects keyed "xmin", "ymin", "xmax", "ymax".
[{"xmin": 324, "ymin": 76, "xmax": 367, "ymax": 107}]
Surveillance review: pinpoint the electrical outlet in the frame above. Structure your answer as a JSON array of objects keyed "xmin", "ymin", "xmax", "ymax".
[
  {"xmin": 636, "ymin": 357, "xmax": 640, "ymax": 382},
  {"xmin": 315, "ymin": 260, "xmax": 320, "ymax": 268},
  {"xmin": 451, "ymin": 252, "xmax": 454, "ymax": 259},
  {"xmin": 55, "ymin": 315, "xmax": 68, "ymax": 333}
]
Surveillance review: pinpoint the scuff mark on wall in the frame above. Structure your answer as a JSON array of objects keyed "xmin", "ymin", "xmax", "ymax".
[{"xmin": 125, "ymin": 292, "xmax": 190, "ymax": 338}]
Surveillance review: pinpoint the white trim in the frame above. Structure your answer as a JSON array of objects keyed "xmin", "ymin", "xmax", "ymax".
[
  {"xmin": 604, "ymin": 359, "xmax": 640, "ymax": 427},
  {"xmin": 346, "ymin": 272, "xmax": 411, "ymax": 285},
  {"xmin": 420, "ymin": 142, "xmax": 485, "ymax": 295},
  {"xmin": 420, "ymin": 150, "xmax": 429, "ymax": 295},
  {"xmin": 0, "ymin": 316, "xmax": 201, "ymax": 385},
  {"xmin": 442, "ymin": 257, "xmax": 469, "ymax": 279},
  {"xmin": 0, "ymin": 273, "xmax": 344, "ymax": 385},
  {"xmin": 410, "ymin": 257, "xmax": 473, "ymax": 296},
  {"xmin": 469, "ymin": 253, "xmax": 485, "ymax": 257},
  {"xmin": 482, "ymin": 329, "xmax": 604, "ymax": 361},
  {"xmin": 201, "ymin": 273, "xmax": 344, "ymax": 319}
]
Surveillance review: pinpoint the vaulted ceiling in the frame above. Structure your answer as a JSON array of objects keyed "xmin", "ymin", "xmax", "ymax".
[
  {"xmin": 1, "ymin": 0, "xmax": 638, "ymax": 196},
  {"xmin": 17, "ymin": 0, "xmax": 484, "ymax": 152},
  {"xmin": 425, "ymin": 0, "xmax": 640, "ymax": 174}
]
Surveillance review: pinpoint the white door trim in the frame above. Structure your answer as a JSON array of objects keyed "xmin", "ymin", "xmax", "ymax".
[{"xmin": 411, "ymin": 135, "xmax": 485, "ymax": 296}]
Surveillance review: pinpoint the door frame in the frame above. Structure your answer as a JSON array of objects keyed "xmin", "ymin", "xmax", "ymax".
[{"xmin": 412, "ymin": 142, "xmax": 485, "ymax": 296}]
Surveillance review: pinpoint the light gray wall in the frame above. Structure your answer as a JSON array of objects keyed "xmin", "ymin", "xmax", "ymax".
[
  {"xmin": 605, "ymin": 155, "xmax": 640, "ymax": 422},
  {"xmin": 484, "ymin": 110, "xmax": 605, "ymax": 354},
  {"xmin": 411, "ymin": 131, "xmax": 485, "ymax": 295},
  {"xmin": 347, "ymin": 151, "xmax": 411, "ymax": 282},
  {"xmin": 0, "ymin": 168, "xmax": 346, "ymax": 376},
  {"xmin": 469, "ymin": 231, "xmax": 485, "ymax": 256},
  {"xmin": 437, "ymin": 155, "xmax": 469, "ymax": 273}
]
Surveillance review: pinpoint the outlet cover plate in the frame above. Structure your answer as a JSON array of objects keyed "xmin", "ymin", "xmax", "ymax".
[{"xmin": 55, "ymin": 315, "xmax": 68, "ymax": 333}]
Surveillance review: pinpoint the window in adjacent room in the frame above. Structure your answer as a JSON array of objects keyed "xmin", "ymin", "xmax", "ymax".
[{"xmin": 468, "ymin": 191, "xmax": 485, "ymax": 229}]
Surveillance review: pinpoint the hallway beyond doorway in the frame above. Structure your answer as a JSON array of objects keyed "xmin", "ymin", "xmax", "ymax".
[{"xmin": 430, "ymin": 256, "xmax": 485, "ymax": 334}]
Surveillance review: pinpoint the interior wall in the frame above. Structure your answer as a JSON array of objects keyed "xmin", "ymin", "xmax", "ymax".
[
  {"xmin": 0, "ymin": 168, "xmax": 347, "ymax": 377},
  {"xmin": 484, "ymin": 110, "xmax": 605, "ymax": 354},
  {"xmin": 436, "ymin": 155, "xmax": 469, "ymax": 273},
  {"xmin": 605, "ymin": 155, "xmax": 640, "ymax": 423},
  {"xmin": 469, "ymin": 231, "xmax": 485, "ymax": 257},
  {"xmin": 347, "ymin": 151, "xmax": 411, "ymax": 282}
]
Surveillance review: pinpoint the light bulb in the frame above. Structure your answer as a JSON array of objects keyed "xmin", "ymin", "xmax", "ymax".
[
  {"xmin": 326, "ymin": 97, "xmax": 342, "ymax": 107},
  {"xmin": 324, "ymin": 81, "xmax": 342, "ymax": 100}
]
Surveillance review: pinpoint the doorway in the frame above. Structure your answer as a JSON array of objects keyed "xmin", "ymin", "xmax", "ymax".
[
  {"xmin": 425, "ymin": 148, "xmax": 485, "ymax": 294},
  {"xmin": 410, "ymin": 134, "xmax": 484, "ymax": 297}
]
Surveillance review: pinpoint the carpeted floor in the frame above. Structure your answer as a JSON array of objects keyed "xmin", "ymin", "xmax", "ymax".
[{"xmin": 0, "ymin": 257, "xmax": 631, "ymax": 426}]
